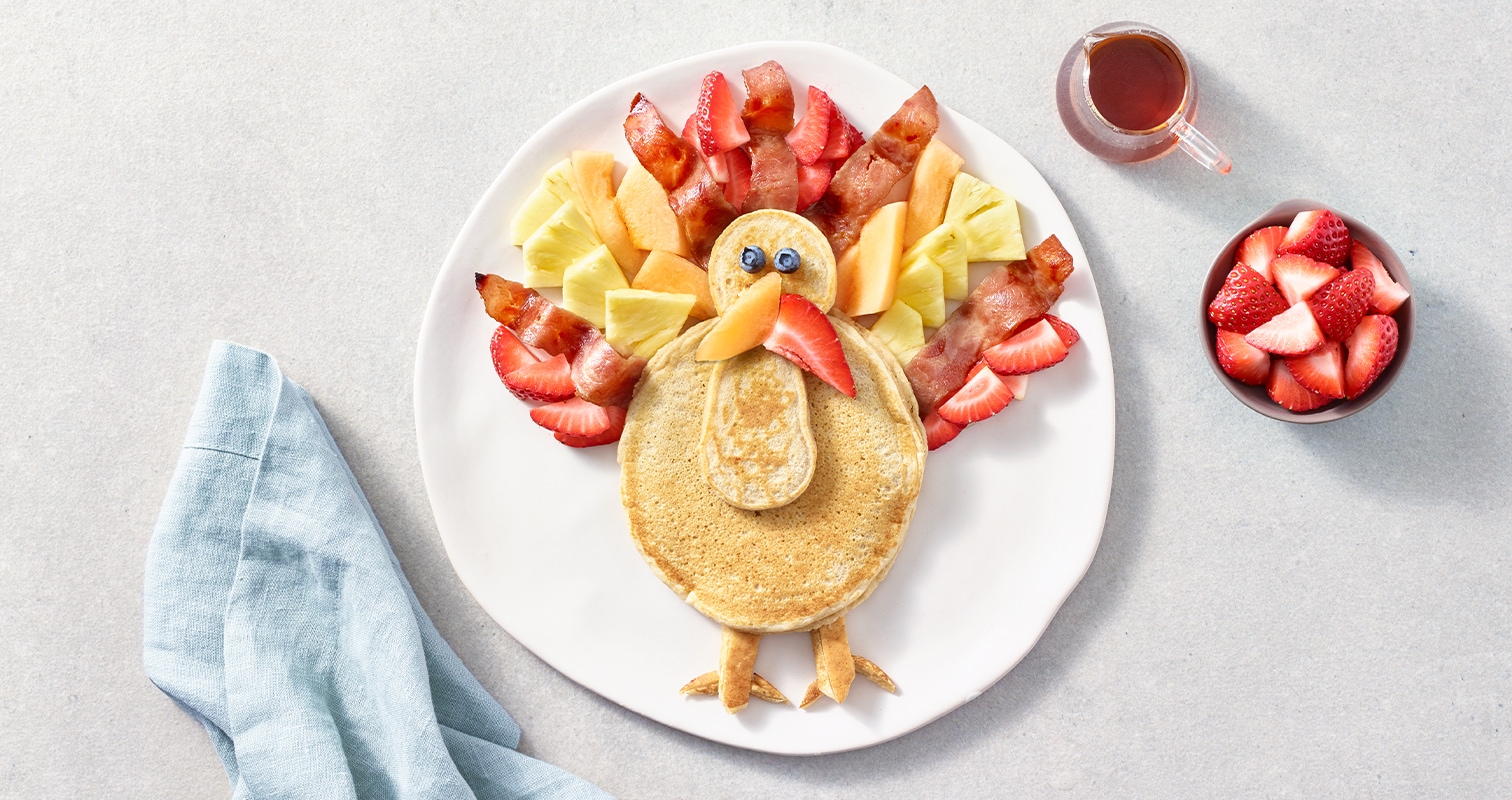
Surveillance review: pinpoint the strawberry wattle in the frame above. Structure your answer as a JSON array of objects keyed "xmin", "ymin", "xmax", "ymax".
[{"xmin": 762, "ymin": 293, "xmax": 856, "ymax": 397}]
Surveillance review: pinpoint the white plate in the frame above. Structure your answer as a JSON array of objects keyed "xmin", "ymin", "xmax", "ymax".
[{"xmin": 415, "ymin": 41, "xmax": 1115, "ymax": 755}]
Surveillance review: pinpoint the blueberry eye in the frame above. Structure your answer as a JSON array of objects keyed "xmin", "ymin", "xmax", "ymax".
[
  {"xmin": 740, "ymin": 245, "xmax": 766, "ymax": 273},
  {"xmin": 774, "ymin": 247, "xmax": 801, "ymax": 274}
]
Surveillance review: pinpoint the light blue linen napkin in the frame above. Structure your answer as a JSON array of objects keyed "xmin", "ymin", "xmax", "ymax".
[{"xmin": 144, "ymin": 341, "xmax": 612, "ymax": 800}]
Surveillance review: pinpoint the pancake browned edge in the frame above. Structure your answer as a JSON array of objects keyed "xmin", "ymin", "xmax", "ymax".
[{"xmin": 620, "ymin": 316, "xmax": 926, "ymax": 634}]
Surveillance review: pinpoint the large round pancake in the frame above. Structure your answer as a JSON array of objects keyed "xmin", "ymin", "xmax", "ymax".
[{"xmin": 620, "ymin": 316, "xmax": 926, "ymax": 634}]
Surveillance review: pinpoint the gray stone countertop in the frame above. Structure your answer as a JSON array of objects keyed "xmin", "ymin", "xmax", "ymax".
[{"xmin": 3, "ymin": 2, "xmax": 1508, "ymax": 797}]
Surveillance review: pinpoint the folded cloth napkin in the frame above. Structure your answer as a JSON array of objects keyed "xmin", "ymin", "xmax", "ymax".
[{"xmin": 144, "ymin": 341, "xmax": 611, "ymax": 800}]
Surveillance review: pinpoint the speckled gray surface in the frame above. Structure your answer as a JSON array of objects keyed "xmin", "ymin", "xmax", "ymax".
[{"xmin": 3, "ymin": 2, "xmax": 1510, "ymax": 797}]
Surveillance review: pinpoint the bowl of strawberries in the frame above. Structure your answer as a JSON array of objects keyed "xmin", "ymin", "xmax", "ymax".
[{"xmin": 1202, "ymin": 199, "xmax": 1413, "ymax": 422}]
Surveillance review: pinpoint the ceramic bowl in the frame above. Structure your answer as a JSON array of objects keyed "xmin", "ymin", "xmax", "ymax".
[{"xmin": 1201, "ymin": 199, "xmax": 1413, "ymax": 422}]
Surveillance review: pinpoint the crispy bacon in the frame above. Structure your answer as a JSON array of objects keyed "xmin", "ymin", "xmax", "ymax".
[
  {"xmin": 571, "ymin": 330, "xmax": 647, "ymax": 407},
  {"xmin": 739, "ymin": 61, "xmax": 799, "ymax": 213},
  {"xmin": 805, "ymin": 86, "xmax": 938, "ymax": 255},
  {"xmin": 624, "ymin": 93, "xmax": 738, "ymax": 264},
  {"xmin": 475, "ymin": 273, "xmax": 646, "ymax": 406},
  {"xmin": 904, "ymin": 236, "xmax": 1075, "ymax": 414}
]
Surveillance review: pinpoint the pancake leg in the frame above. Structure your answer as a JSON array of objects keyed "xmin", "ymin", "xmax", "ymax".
[
  {"xmin": 718, "ymin": 626, "xmax": 762, "ymax": 713},
  {"xmin": 803, "ymin": 617, "xmax": 856, "ymax": 706}
]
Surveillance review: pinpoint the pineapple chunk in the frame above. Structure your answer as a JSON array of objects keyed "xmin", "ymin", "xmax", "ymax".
[
  {"xmin": 510, "ymin": 159, "xmax": 579, "ymax": 246},
  {"xmin": 943, "ymin": 173, "xmax": 1024, "ymax": 262},
  {"xmin": 871, "ymin": 302, "xmax": 925, "ymax": 366},
  {"xmin": 631, "ymin": 250, "xmax": 715, "ymax": 320},
  {"xmin": 571, "ymin": 151, "xmax": 646, "ymax": 280},
  {"xmin": 523, "ymin": 200, "xmax": 602, "ymax": 288},
  {"xmin": 605, "ymin": 288, "xmax": 696, "ymax": 359},
  {"xmin": 696, "ymin": 272, "xmax": 782, "ymax": 362},
  {"xmin": 616, "ymin": 164, "xmax": 690, "ymax": 257},
  {"xmin": 904, "ymin": 139, "xmax": 965, "ymax": 249},
  {"xmin": 904, "ymin": 222, "xmax": 968, "ymax": 303},
  {"xmin": 561, "ymin": 244, "xmax": 628, "ymax": 328},
  {"xmin": 895, "ymin": 239, "xmax": 947, "ymax": 328}
]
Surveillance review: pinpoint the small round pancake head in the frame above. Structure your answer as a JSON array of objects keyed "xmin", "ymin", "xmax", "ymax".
[{"xmin": 707, "ymin": 210, "xmax": 836, "ymax": 314}]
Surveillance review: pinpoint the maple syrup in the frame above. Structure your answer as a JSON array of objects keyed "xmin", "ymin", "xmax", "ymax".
[{"xmin": 1086, "ymin": 34, "xmax": 1186, "ymax": 132}]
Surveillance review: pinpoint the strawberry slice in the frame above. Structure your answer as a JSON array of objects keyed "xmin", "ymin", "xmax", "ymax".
[
  {"xmin": 694, "ymin": 71, "xmax": 750, "ymax": 156},
  {"xmin": 796, "ymin": 160, "xmax": 834, "ymax": 211},
  {"xmin": 490, "ymin": 325, "xmax": 539, "ymax": 384},
  {"xmin": 983, "ymin": 319, "xmax": 1069, "ymax": 375},
  {"xmin": 1279, "ymin": 209, "xmax": 1351, "ymax": 266},
  {"xmin": 553, "ymin": 405, "xmax": 627, "ymax": 447},
  {"xmin": 819, "ymin": 105, "xmax": 862, "ymax": 162},
  {"xmin": 1237, "ymin": 226, "xmax": 1288, "ymax": 281},
  {"xmin": 529, "ymin": 397, "xmax": 620, "ymax": 438},
  {"xmin": 1215, "ymin": 329, "xmax": 1270, "ymax": 386},
  {"xmin": 1267, "ymin": 358, "xmax": 1333, "ymax": 412},
  {"xmin": 1285, "ymin": 340, "xmax": 1345, "ymax": 399},
  {"xmin": 764, "ymin": 294, "xmax": 856, "ymax": 397},
  {"xmin": 1270, "ymin": 254, "xmax": 1340, "ymax": 306},
  {"xmin": 705, "ymin": 149, "xmax": 731, "ymax": 183},
  {"xmin": 1350, "ymin": 240, "xmax": 1411, "ymax": 314},
  {"xmin": 503, "ymin": 353, "xmax": 575, "ymax": 403},
  {"xmin": 1307, "ymin": 267, "xmax": 1374, "ymax": 342},
  {"xmin": 1208, "ymin": 262, "xmax": 1289, "ymax": 334},
  {"xmin": 786, "ymin": 86, "xmax": 833, "ymax": 166},
  {"xmin": 1244, "ymin": 302, "xmax": 1324, "ymax": 356},
  {"xmin": 1001, "ymin": 373, "xmax": 1029, "ymax": 401},
  {"xmin": 1041, "ymin": 314, "xmax": 1080, "ymax": 348},
  {"xmin": 923, "ymin": 411, "xmax": 963, "ymax": 451},
  {"xmin": 937, "ymin": 361, "xmax": 1013, "ymax": 425},
  {"xmin": 723, "ymin": 147, "xmax": 752, "ymax": 209},
  {"xmin": 1344, "ymin": 314, "xmax": 1398, "ymax": 399}
]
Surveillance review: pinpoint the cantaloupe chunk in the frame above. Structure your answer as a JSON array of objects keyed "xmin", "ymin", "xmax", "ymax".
[
  {"xmin": 605, "ymin": 288, "xmax": 696, "ymax": 359},
  {"xmin": 839, "ymin": 201, "xmax": 907, "ymax": 317},
  {"xmin": 561, "ymin": 244, "xmax": 628, "ymax": 329},
  {"xmin": 695, "ymin": 272, "xmax": 781, "ymax": 362},
  {"xmin": 630, "ymin": 249, "xmax": 715, "ymax": 320},
  {"xmin": 903, "ymin": 139, "xmax": 964, "ymax": 249},
  {"xmin": 570, "ymin": 151, "xmax": 647, "ymax": 279},
  {"xmin": 615, "ymin": 163, "xmax": 689, "ymax": 257}
]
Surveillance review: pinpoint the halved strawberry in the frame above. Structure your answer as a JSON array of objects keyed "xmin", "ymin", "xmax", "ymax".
[
  {"xmin": 1244, "ymin": 302, "xmax": 1324, "ymax": 356},
  {"xmin": 1285, "ymin": 340, "xmax": 1345, "ymax": 399},
  {"xmin": 723, "ymin": 147, "xmax": 752, "ymax": 209},
  {"xmin": 1279, "ymin": 209, "xmax": 1351, "ymax": 266},
  {"xmin": 1041, "ymin": 313, "xmax": 1080, "ymax": 347},
  {"xmin": 1237, "ymin": 225, "xmax": 1287, "ymax": 281},
  {"xmin": 1307, "ymin": 267, "xmax": 1374, "ymax": 342},
  {"xmin": 937, "ymin": 361, "xmax": 1013, "ymax": 425},
  {"xmin": 819, "ymin": 106, "xmax": 862, "ymax": 162},
  {"xmin": 1344, "ymin": 314, "xmax": 1398, "ymax": 399},
  {"xmin": 491, "ymin": 326, "xmax": 539, "ymax": 383},
  {"xmin": 1215, "ymin": 329, "xmax": 1270, "ymax": 386},
  {"xmin": 1267, "ymin": 358, "xmax": 1333, "ymax": 412},
  {"xmin": 1001, "ymin": 373, "xmax": 1028, "ymax": 401},
  {"xmin": 1270, "ymin": 254, "xmax": 1339, "ymax": 306},
  {"xmin": 786, "ymin": 86, "xmax": 833, "ymax": 166},
  {"xmin": 982, "ymin": 319, "xmax": 1069, "ymax": 375},
  {"xmin": 694, "ymin": 71, "xmax": 750, "ymax": 156},
  {"xmin": 764, "ymin": 294, "xmax": 855, "ymax": 397},
  {"xmin": 1208, "ymin": 262, "xmax": 1289, "ymax": 334},
  {"xmin": 503, "ymin": 353, "xmax": 575, "ymax": 403},
  {"xmin": 796, "ymin": 161, "xmax": 834, "ymax": 211},
  {"xmin": 1350, "ymin": 240, "xmax": 1411, "ymax": 314},
  {"xmin": 705, "ymin": 149, "xmax": 731, "ymax": 183},
  {"xmin": 553, "ymin": 405, "xmax": 627, "ymax": 447},
  {"xmin": 923, "ymin": 411, "xmax": 963, "ymax": 451},
  {"xmin": 529, "ymin": 397, "xmax": 620, "ymax": 438}
]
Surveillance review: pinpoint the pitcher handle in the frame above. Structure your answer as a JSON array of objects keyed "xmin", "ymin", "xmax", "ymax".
[{"xmin": 1170, "ymin": 117, "xmax": 1232, "ymax": 175}]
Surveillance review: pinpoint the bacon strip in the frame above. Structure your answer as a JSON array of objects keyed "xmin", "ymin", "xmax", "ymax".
[
  {"xmin": 904, "ymin": 236, "xmax": 1075, "ymax": 414},
  {"xmin": 624, "ymin": 93, "xmax": 738, "ymax": 265},
  {"xmin": 739, "ymin": 61, "xmax": 799, "ymax": 213},
  {"xmin": 805, "ymin": 86, "xmax": 938, "ymax": 256},
  {"xmin": 476, "ymin": 273, "xmax": 646, "ymax": 406}
]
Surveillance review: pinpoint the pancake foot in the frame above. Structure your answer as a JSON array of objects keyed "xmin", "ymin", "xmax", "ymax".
[
  {"xmin": 810, "ymin": 617, "xmax": 856, "ymax": 704},
  {"xmin": 853, "ymin": 655, "xmax": 896, "ymax": 693},
  {"xmin": 680, "ymin": 670, "xmax": 788, "ymax": 705},
  {"xmin": 799, "ymin": 681, "xmax": 822, "ymax": 709}
]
